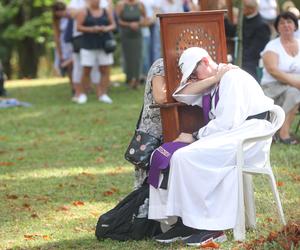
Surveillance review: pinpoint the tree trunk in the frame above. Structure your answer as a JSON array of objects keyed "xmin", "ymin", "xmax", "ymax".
[
  {"xmin": 17, "ymin": 38, "xmax": 41, "ymax": 79},
  {"xmin": 235, "ymin": 0, "xmax": 243, "ymax": 66}
]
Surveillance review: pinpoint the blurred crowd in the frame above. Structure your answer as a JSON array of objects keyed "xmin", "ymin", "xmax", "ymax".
[
  {"xmin": 51, "ymin": 0, "xmax": 199, "ymax": 104},
  {"xmin": 2, "ymin": 0, "xmax": 299, "ymax": 117}
]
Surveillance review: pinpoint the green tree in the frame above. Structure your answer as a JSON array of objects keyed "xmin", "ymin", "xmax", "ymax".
[{"xmin": 0, "ymin": 0, "xmax": 53, "ymax": 78}]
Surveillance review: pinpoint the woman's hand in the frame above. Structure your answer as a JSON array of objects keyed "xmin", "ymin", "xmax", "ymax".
[
  {"xmin": 174, "ymin": 132, "xmax": 195, "ymax": 144},
  {"xmin": 129, "ymin": 22, "xmax": 139, "ymax": 31},
  {"xmin": 215, "ymin": 63, "xmax": 238, "ymax": 82}
]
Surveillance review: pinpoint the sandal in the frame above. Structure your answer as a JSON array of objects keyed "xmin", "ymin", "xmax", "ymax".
[{"xmin": 278, "ymin": 137, "xmax": 299, "ymax": 145}]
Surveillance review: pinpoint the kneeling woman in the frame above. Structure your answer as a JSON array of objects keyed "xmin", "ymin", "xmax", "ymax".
[{"xmin": 77, "ymin": 0, "xmax": 116, "ymax": 103}]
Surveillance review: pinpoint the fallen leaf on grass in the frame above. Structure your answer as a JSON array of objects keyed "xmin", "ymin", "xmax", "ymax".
[
  {"xmin": 103, "ymin": 191, "xmax": 114, "ymax": 196},
  {"xmin": 17, "ymin": 157, "xmax": 25, "ymax": 161},
  {"xmin": 22, "ymin": 203, "xmax": 31, "ymax": 209},
  {"xmin": 36, "ymin": 196, "xmax": 50, "ymax": 203},
  {"xmin": 24, "ymin": 234, "xmax": 50, "ymax": 241},
  {"xmin": 56, "ymin": 205, "xmax": 70, "ymax": 211},
  {"xmin": 266, "ymin": 217, "xmax": 273, "ymax": 222},
  {"xmin": 17, "ymin": 147, "xmax": 24, "ymax": 151},
  {"xmin": 276, "ymin": 181, "xmax": 284, "ymax": 187},
  {"xmin": 42, "ymin": 235, "xmax": 50, "ymax": 240},
  {"xmin": 0, "ymin": 150, "xmax": 7, "ymax": 154},
  {"xmin": 267, "ymin": 231, "xmax": 278, "ymax": 241},
  {"xmin": 0, "ymin": 162, "xmax": 15, "ymax": 167},
  {"xmin": 31, "ymin": 213, "xmax": 39, "ymax": 219},
  {"xmin": 73, "ymin": 201, "xmax": 85, "ymax": 206},
  {"xmin": 201, "ymin": 240, "xmax": 220, "ymax": 248},
  {"xmin": 102, "ymin": 187, "xmax": 119, "ymax": 196},
  {"xmin": 6, "ymin": 194, "xmax": 18, "ymax": 199},
  {"xmin": 0, "ymin": 136, "xmax": 8, "ymax": 141},
  {"xmin": 96, "ymin": 157, "xmax": 105, "ymax": 164},
  {"xmin": 24, "ymin": 234, "xmax": 40, "ymax": 240},
  {"xmin": 94, "ymin": 146, "xmax": 103, "ymax": 152},
  {"xmin": 240, "ymin": 221, "xmax": 300, "ymax": 249},
  {"xmin": 24, "ymin": 234, "xmax": 36, "ymax": 240}
]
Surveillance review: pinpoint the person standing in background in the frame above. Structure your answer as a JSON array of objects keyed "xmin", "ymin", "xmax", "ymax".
[
  {"xmin": 242, "ymin": 0, "xmax": 270, "ymax": 81},
  {"xmin": 52, "ymin": 1, "xmax": 74, "ymax": 96},
  {"xmin": 116, "ymin": 0, "xmax": 146, "ymax": 89},
  {"xmin": 68, "ymin": 0, "xmax": 110, "ymax": 104},
  {"xmin": 257, "ymin": 0, "xmax": 279, "ymax": 38},
  {"xmin": 140, "ymin": 0, "xmax": 157, "ymax": 83},
  {"xmin": 77, "ymin": 0, "xmax": 116, "ymax": 104}
]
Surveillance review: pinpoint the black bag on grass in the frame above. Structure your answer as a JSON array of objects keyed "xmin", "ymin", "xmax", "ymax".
[{"xmin": 95, "ymin": 184, "xmax": 161, "ymax": 241}]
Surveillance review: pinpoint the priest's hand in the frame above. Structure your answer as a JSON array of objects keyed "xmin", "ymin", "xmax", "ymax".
[{"xmin": 174, "ymin": 132, "xmax": 195, "ymax": 144}]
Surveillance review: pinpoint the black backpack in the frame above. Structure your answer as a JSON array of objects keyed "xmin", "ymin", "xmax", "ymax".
[{"xmin": 95, "ymin": 184, "xmax": 161, "ymax": 241}]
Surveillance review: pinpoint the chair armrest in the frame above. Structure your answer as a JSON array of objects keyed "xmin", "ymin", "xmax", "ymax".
[{"xmin": 236, "ymin": 133, "xmax": 274, "ymax": 168}]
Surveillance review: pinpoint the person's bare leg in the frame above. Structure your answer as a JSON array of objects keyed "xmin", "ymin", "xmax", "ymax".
[
  {"xmin": 81, "ymin": 66, "xmax": 92, "ymax": 94},
  {"xmin": 279, "ymin": 104, "xmax": 299, "ymax": 139},
  {"xmin": 67, "ymin": 63, "xmax": 74, "ymax": 96},
  {"xmin": 96, "ymin": 65, "xmax": 110, "ymax": 98},
  {"xmin": 73, "ymin": 84, "xmax": 84, "ymax": 98}
]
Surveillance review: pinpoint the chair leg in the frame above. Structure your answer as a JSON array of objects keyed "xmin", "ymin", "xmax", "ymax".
[
  {"xmin": 243, "ymin": 174, "xmax": 256, "ymax": 229},
  {"xmin": 268, "ymin": 171, "xmax": 286, "ymax": 225},
  {"xmin": 234, "ymin": 168, "xmax": 246, "ymax": 241}
]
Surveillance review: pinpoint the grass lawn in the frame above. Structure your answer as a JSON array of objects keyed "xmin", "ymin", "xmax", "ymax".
[{"xmin": 0, "ymin": 72, "xmax": 299, "ymax": 250}]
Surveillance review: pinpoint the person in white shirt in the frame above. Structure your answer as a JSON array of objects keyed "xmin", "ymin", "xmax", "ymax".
[
  {"xmin": 148, "ymin": 47, "xmax": 276, "ymax": 246},
  {"xmin": 260, "ymin": 12, "xmax": 300, "ymax": 144}
]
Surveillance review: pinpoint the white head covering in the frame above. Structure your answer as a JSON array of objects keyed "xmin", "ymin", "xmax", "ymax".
[{"xmin": 178, "ymin": 47, "xmax": 209, "ymax": 83}]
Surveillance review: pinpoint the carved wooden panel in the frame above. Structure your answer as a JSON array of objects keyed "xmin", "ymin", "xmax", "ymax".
[{"xmin": 157, "ymin": 11, "xmax": 227, "ymax": 142}]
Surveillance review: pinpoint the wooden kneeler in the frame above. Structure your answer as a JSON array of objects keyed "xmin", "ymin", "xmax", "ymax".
[{"xmin": 157, "ymin": 10, "xmax": 228, "ymax": 142}]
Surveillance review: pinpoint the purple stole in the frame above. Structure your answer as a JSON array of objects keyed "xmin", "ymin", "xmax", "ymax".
[{"xmin": 202, "ymin": 86, "xmax": 219, "ymax": 125}]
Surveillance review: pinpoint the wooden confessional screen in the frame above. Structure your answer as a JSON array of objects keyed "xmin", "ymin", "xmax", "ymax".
[{"xmin": 157, "ymin": 10, "xmax": 227, "ymax": 142}]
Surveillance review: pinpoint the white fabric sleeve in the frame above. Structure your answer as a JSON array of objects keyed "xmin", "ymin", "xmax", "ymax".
[
  {"xmin": 197, "ymin": 69, "xmax": 251, "ymax": 138},
  {"xmin": 260, "ymin": 39, "xmax": 278, "ymax": 57},
  {"xmin": 172, "ymin": 83, "xmax": 203, "ymax": 106}
]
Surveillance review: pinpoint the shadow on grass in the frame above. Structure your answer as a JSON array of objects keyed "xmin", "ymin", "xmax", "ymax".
[
  {"xmin": 1, "ymin": 169, "xmax": 134, "ymax": 229},
  {"xmin": 6, "ymin": 81, "xmax": 143, "ymax": 107},
  {"xmin": 12, "ymin": 236, "xmax": 171, "ymax": 250}
]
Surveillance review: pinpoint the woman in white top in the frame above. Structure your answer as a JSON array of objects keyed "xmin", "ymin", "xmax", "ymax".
[{"xmin": 261, "ymin": 12, "xmax": 300, "ymax": 144}]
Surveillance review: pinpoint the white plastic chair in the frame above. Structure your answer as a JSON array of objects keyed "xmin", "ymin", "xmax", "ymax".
[{"xmin": 233, "ymin": 105, "xmax": 286, "ymax": 241}]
